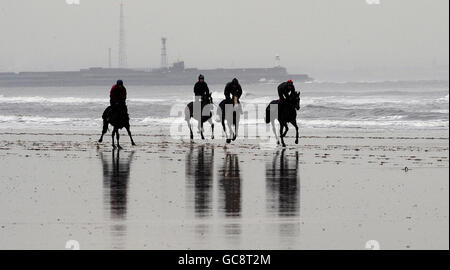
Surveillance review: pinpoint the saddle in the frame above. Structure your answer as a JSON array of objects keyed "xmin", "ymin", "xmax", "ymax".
[
  {"xmin": 102, "ymin": 104, "xmax": 130, "ymax": 129},
  {"xmin": 219, "ymin": 97, "xmax": 243, "ymax": 115}
]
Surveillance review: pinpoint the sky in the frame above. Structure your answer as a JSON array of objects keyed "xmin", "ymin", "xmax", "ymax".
[{"xmin": 0, "ymin": 0, "xmax": 448, "ymax": 81}]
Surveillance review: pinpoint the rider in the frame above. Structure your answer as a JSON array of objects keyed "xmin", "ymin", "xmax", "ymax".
[
  {"xmin": 220, "ymin": 78, "xmax": 243, "ymax": 115},
  {"xmin": 102, "ymin": 80, "xmax": 128, "ymax": 132},
  {"xmin": 194, "ymin": 74, "xmax": 210, "ymax": 105},
  {"xmin": 110, "ymin": 79, "xmax": 127, "ymax": 106},
  {"xmin": 277, "ymin": 79, "xmax": 295, "ymax": 103},
  {"xmin": 224, "ymin": 78, "xmax": 243, "ymax": 101}
]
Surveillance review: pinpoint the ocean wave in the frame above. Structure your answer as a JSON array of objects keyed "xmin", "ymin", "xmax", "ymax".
[
  {"xmin": 436, "ymin": 94, "xmax": 449, "ymax": 103},
  {"xmin": 0, "ymin": 114, "xmax": 447, "ymax": 131},
  {"xmin": 0, "ymin": 95, "xmax": 108, "ymax": 104},
  {"xmin": 1, "ymin": 93, "xmax": 447, "ymax": 109},
  {"xmin": 0, "ymin": 95, "xmax": 188, "ymax": 105}
]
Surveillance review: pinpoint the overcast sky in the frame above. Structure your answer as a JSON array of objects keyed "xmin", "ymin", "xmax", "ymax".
[{"xmin": 0, "ymin": 0, "xmax": 448, "ymax": 81}]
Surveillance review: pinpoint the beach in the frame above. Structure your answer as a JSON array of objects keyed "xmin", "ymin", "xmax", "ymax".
[
  {"xmin": 0, "ymin": 127, "xmax": 448, "ymax": 249},
  {"xmin": 0, "ymin": 0, "xmax": 449, "ymax": 255}
]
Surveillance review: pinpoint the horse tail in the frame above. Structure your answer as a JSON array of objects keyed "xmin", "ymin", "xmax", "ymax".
[
  {"xmin": 184, "ymin": 102, "xmax": 194, "ymax": 121},
  {"xmin": 215, "ymin": 104, "xmax": 223, "ymax": 122},
  {"xmin": 265, "ymin": 104, "xmax": 271, "ymax": 124},
  {"xmin": 184, "ymin": 104, "xmax": 191, "ymax": 121}
]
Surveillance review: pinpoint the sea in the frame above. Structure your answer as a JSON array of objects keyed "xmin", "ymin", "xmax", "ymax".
[{"xmin": 0, "ymin": 80, "xmax": 448, "ymax": 132}]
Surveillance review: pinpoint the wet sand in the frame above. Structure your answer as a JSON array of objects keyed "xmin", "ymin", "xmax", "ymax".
[{"xmin": 0, "ymin": 128, "xmax": 448, "ymax": 249}]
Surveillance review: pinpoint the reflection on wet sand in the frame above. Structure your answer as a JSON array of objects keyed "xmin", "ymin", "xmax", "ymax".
[
  {"xmin": 185, "ymin": 144, "xmax": 214, "ymax": 218},
  {"xmin": 219, "ymin": 153, "xmax": 241, "ymax": 217},
  {"xmin": 266, "ymin": 149, "xmax": 300, "ymax": 243},
  {"xmin": 218, "ymin": 152, "xmax": 242, "ymax": 243},
  {"xmin": 99, "ymin": 149, "xmax": 134, "ymax": 249},
  {"xmin": 185, "ymin": 144, "xmax": 215, "ymax": 240},
  {"xmin": 266, "ymin": 149, "xmax": 300, "ymax": 216}
]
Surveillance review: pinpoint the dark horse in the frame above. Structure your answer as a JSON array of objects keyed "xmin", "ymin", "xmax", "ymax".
[
  {"xmin": 265, "ymin": 91, "xmax": 300, "ymax": 147},
  {"xmin": 184, "ymin": 92, "xmax": 215, "ymax": 140},
  {"xmin": 98, "ymin": 104, "xmax": 136, "ymax": 149},
  {"xmin": 217, "ymin": 96, "xmax": 241, "ymax": 144}
]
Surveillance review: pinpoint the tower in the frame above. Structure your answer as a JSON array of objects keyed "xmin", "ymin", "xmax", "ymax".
[
  {"xmin": 118, "ymin": 1, "xmax": 127, "ymax": 68},
  {"xmin": 275, "ymin": 54, "xmax": 281, "ymax": 67},
  {"xmin": 161, "ymin": 37, "xmax": 168, "ymax": 69}
]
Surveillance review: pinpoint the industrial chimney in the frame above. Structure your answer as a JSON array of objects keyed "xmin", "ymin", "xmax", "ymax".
[{"xmin": 161, "ymin": 37, "xmax": 168, "ymax": 69}]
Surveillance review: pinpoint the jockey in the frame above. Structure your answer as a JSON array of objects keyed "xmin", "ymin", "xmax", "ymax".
[
  {"xmin": 277, "ymin": 79, "xmax": 295, "ymax": 103},
  {"xmin": 224, "ymin": 78, "xmax": 243, "ymax": 101},
  {"xmin": 110, "ymin": 80, "xmax": 127, "ymax": 106},
  {"xmin": 193, "ymin": 74, "xmax": 210, "ymax": 105},
  {"xmin": 220, "ymin": 78, "xmax": 243, "ymax": 115}
]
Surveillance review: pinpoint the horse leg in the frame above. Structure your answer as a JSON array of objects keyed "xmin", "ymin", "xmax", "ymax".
[
  {"xmin": 279, "ymin": 124, "xmax": 286, "ymax": 147},
  {"xmin": 98, "ymin": 120, "xmax": 108, "ymax": 143},
  {"xmin": 232, "ymin": 111, "xmax": 238, "ymax": 141},
  {"xmin": 271, "ymin": 120, "xmax": 280, "ymax": 145},
  {"xmin": 199, "ymin": 120, "xmax": 205, "ymax": 140},
  {"xmin": 125, "ymin": 125, "xmax": 136, "ymax": 146},
  {"xmin": 116, "ymin": 128, "xmax": 122, "ymax": 149},
  {"xmin": 292, "ymin": 120, "xmax": 299, "ymax": 144},
  {"xmin": 209, "ymin": 118, "xmax": 214, "ymax": 140},
  {"xmin": 187, "ymin": 119, "xmax": 194, "ymax": 140},
  {"xmin": 282, "ymin": 124, "xmax": 289, "ymax": 137},
  {"xmin": 222, "ymin": 118, "xmax": 228, "ymax": 141},
  {"xmin": 111, "ymin": 128, "xmax": 117, "ymax": 149},
  {"xmin": 227, "ymin": 121, "xmax": 233, "ymax": 144}
]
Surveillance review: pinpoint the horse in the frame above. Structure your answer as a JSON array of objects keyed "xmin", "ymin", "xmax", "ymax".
[
  {"xmin": 184, "ymin": 92, "xmax": 215, "ymax": 140},
  {"xmin": 265, "ymin": 91, "xmax": 300, "ymax": 147},
  {"xmin": 98, "ymin": 104, "xmax": 136, "ymax": 149},
  {"xmin": 217, "ymin": 96, "xmax": 242, "ymax": 144}
]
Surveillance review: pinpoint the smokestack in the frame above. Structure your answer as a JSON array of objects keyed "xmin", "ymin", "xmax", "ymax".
[
  {"xmin": 118, "ymin": 1, "xmax": 127, "ymax": 68},
  {"xmin": 161, "ymin": 37, "xmax": 168, "ymax": 69}
]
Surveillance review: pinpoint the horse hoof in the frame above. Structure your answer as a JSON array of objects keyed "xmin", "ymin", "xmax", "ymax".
[
  {"xmin": 132, "ymin": 143, "xmax": 136, "ymax": 146},
  {"xmin": 118, "ymin": 145, "xmax": 123, "ymax": 150},
  {"xmin": 98, "ymin": 139, "xmax": 103, "ymax": 143},
  {"xmin": 226, "ymin": 139, "xmax": 232, "ymax": 144},
  {"xmin": 295, "ymin": 140, "xmax": 299, "ymax": 144},
  {"xmin": 211, "ymin": 136, "xmax": 214, "ymax": 140}
]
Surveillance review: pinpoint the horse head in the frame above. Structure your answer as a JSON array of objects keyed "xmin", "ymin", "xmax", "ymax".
[
  {"xmin": 233, "ymin": 95, "xmax": 240, "ymax": 106},
  {"xmin": 292, "ymin": 91, "xmax": 300, "ymax": 110},
  {"xmin": 207, "ymin": 92, "xmax": 213, "ymax": 105}
]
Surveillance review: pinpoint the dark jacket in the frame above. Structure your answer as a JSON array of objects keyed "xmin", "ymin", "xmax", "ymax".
[
  {"xmin": 224, "ymin": 82, "xmax": 242, "ymax": 100},
  {"xmin": 194, "ymin": 81, "xmax": 210, "ymax": 99},
  {"xmin": 110, "ymin": 84, "xmax": 127, "ymax": 105},
  {"xmin": 277, "ymin": 81, "xmax": 295, "ymax": 101}
]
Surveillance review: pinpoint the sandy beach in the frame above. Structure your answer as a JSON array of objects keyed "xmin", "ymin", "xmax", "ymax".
[{"xmin": 0, "ymin": 127, "xmax": 448, "ymax": 250}]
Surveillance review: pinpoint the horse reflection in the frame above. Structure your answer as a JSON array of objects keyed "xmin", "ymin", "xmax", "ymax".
[
  {"xmin": 218, "ymin": 153, "xmax": 242, "ymax": 217},
  {"xmin": 265, "ymin": 149, "xmax": 300, "ymax": 217},
  {"xmin": 99, "ymin": 149, "xmax": 134, "ymax": 249},
  {"xmin": 100, "ymin": 149, "xmax": 134, "ymax": 220},
  {"xmin": 185, "ymin": 144, "xmax": 214, "ymax": 217}
]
